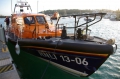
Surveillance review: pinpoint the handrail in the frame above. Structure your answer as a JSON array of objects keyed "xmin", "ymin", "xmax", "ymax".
[
  {"xmin": 32, "ymin": 23, "xmax": 37, "ymax": 39},
  {"xmin": 55, "ymin": 13, "xmax": 106, "ymax": 39},
  {"xmin": 55, "ymin": 17, "xmax": 61, "ymax": 37},
  {"xmin": 57, "ymin": 13, "xmax": 106, "ymax": 29},
  {"xmin": 77, "ymin": 14, "xmax": 96, "ymax": 28},
  {"xmin": 87, "ymin": 15, "xmax": 103, "ymax": 27}
]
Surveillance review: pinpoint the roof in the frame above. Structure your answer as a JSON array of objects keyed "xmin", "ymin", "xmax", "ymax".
[{"xmin": 12, "ymin": 13, "xmax": 46, "ymax": 17}]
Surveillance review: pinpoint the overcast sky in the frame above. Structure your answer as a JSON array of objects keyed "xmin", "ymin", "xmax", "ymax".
[{"xmin": 0, "ymin": 0, "xmax": 120, "ymax": 15}]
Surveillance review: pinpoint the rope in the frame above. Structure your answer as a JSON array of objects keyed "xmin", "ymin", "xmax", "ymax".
[{"xmin": 40, "ymin": 39, "xmax": 61, "ymax": 79}]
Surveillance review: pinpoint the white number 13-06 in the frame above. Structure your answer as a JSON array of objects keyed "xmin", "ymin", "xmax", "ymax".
[{"xmin": 60, "ymin": 55, "xmax": 88, "ymax": 65}]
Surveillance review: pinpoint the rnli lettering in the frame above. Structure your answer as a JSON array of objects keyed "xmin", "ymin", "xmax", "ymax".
[
  {"xmin": 38, "ymin": 50, "xmax": 88, "ymax": 66},
  {"xmin": 39, "ymin": 50, "xmax": 57, "ymax": 60}
]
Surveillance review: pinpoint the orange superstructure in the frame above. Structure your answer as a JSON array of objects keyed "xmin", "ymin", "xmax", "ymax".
[
  {"xmin": 10, "ymin": 1, "xmax": 61, "ymax": 39},
  {"xmin": 10, "ymin": 13, "xmax": 61, "ymax": 39}
]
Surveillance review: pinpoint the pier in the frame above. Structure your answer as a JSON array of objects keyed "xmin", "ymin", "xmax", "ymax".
[{"xmin": 0, "ymin": 26, "xmax": 20, "ymax": 79}]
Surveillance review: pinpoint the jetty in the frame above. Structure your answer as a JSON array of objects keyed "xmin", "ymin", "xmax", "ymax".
[{"xmin": 0, "ymin": 26, "xmax": 20, "ymax": 79}]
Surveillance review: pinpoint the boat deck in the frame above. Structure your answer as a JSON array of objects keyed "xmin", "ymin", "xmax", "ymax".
[{"xmin": 0, "ymin": 27, "xmax": 20, "ymax": 79}]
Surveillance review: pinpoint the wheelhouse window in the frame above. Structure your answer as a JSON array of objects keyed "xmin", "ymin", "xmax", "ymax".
[
  {"xmin": 36, "ymin": 16, "xmax": 46, "ymax": 24},
  {"xmin": 24, "ymin": 16, "xmax": 35, "ymax": 24}
]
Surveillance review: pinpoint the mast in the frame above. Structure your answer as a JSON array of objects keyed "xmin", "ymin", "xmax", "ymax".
[
  {"xmin": 37, "ymin": 0, "xmax": 38, "ymax": 14},
  {"xmin": 11, "ymin": 0, "xmax": 12, "ymax": 14}
]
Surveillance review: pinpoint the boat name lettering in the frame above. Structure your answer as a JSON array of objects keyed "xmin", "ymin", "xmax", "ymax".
[
  {"xmin": 60, "ymin": 55, "xmax": 88, "ymax": 65},
  {"xmin": 38, "ymin": 50, "xmax": 57, "ymax": 60},
  {"xmin": 38, "ymin": 50, "xmax": 88, "ymax": 65}
]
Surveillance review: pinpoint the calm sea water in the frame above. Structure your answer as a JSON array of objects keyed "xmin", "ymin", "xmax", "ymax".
[{"xmin": 0, "ymin": 18, "xmax": 120, "ymax": 79}]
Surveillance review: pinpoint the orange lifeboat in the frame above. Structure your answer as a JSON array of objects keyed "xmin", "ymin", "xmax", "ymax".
[{"xmin": 10, "ymin": 1, "xmax": 61, "ymax": 39}]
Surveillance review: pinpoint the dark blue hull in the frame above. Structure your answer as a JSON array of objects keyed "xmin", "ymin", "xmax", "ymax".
[
  {"xmin": 7, "ymin": 38, "xmax": 115, "ymax": 77},
  {"xmin": 22, "ymin": 47, "xmax": 109, "ymax": 76}
]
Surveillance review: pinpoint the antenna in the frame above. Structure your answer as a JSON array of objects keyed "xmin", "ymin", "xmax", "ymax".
[
  {"xmin": 37, "ymin": 0, "xmax": 38, "ymax": 14},
  {"xmin": 11, "ymin": 0, "xmax": 12, "ymax": 14}
]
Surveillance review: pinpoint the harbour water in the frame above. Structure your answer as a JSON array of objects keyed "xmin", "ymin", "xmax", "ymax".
[{"xmin": 0, "ymin": 17, "xmax": 120, "ymax": 79}]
